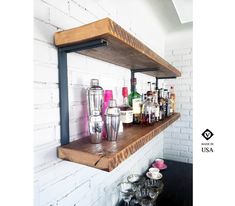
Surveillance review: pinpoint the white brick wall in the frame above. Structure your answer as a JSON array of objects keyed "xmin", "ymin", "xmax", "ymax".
[
  {"xmin": 34, "ymin": 0, "xmax": 169, "ymax": 205},
  {"xmin": 163, "ymin": 28, "xmax": 193, "ymax": 163}
]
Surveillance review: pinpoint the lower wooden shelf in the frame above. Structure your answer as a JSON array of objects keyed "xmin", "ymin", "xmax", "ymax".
[{"xmin": 58, "ymin": 113, "xmax": 180, "ymax": 172}]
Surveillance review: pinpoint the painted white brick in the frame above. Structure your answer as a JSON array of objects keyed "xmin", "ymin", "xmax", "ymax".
[
  {"xmin": 172, "ymin": 144, "xmax": 188, "ymax": 152},
  {"xmin": 34, "ymin": 126, "xmax": 57, "ymax": 147},
  {"xmin": 164, "ymin": 155, "xmax": 188, "ymax": 163},
  {"xmin": 182, "ymin": 54, "xmax": 192, "ymax": 60},
  {"xmin": 57, "ymin": 181, "xmax": 90, "ymax": 206},
  {"xmin": 34, "ymin": 0, "xmax": 50, "ymax": 22},
  {"xmin": 34, "ymin": 107, "xmax": 60, "ymax": 125},
  {"xmin": 180, "ymin": 151, "xmax": 192, "ymax": 158},
  {"xmin": 180, "ymin": 139, "xmax": 192, "ymax": 146},
  {"xmin": 67, "ymin": 53, "xmax": 87, "ymax": 69},
  {"xmin": 34, "ymin": 19, "xmax": 57, "ymax": 44},
  {"xmin": 34, "ymin": 40, "xmax": 57, "ymax": 64},
  {"xmin": 69, "ymin": 118, "xmax": 88, "ymax": 136},
  {"xmin": 34, "ymin": 88, "xmax": 53, "ymax": 105},
  {"xmin": 164, "ymin": 148, "xmax": 180, "ymax": 156},
  {"xmin": 34, "ymin": 63, "xmax": 58, "ymax": 83},
  {"xmin": 174, "ymin": 133, "xmax": 190, "ymax": 140},
  {"xmin": 40, "ymin": 175, "xmax": 78, "ymax": 205},
  {"xmin": 34, "ymin": 143, "xmax": 59, "ymax": 169},
  {"xmin": 181, "ymin": 127, "xmax": 193, "ymax": 134},
  {"xmin": 43, "ymin": 0, "xmax": 69, "ymax": 14},
  {"xmin": 173, "ymin": 48, "xmax": 191, "ymax": 55},
  {"xmin": 50, "ymin": 7, "xmax": 82, "ymax": 29},
  {"xmin": 69, "ymin": 86, "xmax": 86, "ymax": 103},
  {"xmin": 69, "ymin": 0, "xmax": 97, "ymax": 23}
]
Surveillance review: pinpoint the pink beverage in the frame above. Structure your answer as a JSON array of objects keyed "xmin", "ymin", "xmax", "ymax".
[{"xmin": 102, "ymin": 90, "xmax": 113, "ymax": 138}]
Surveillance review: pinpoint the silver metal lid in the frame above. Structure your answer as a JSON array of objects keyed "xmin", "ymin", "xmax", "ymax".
[{"xmin": 90, "ymin": 79, "xmax": 99, "ymax": 86}]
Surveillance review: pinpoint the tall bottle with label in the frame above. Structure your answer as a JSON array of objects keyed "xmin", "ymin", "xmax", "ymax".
[
  {"xmin": 128, "ymin": 78, "xmax": 142, "ymax": 124},
  {"xmin": 152, "ymin": 86, "xmax": 160, "ymax": 122},
  {"xmin": 170, "ymin": 86, "xmax": 176, "ymax": 114},
  {"xmin": 119, "ymin": 87, "xmax": 133, "ymax": 127},
  {"xmin": 158, "ymin": 88, "xmax": 166, "ymax": 120}
]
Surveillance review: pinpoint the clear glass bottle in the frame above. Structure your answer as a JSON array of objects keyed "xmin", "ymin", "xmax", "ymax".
[
  {"xmin": 128, "ymin": 78, "xmax": 142, "ymax": 124},
  {"xmin": 153, "ymin": 88, "xmax": 160, "ymax": 122},
  {"xmin": 170, "ymin": 86, "xmax": 176, "ymax": 114},
  {"xmin": 119, "ymin": 87, "xmax": 133, "ymax": 127},
  {"xmin": 142, "ymin": 95, "xmax": 156, "ymax": 125},
  {"xmin": 158, "ymin": 88, "xmax": 166, "ymax": 120},
  {"xmin": 165, "ymin": 91, "xmax": 171, "ymax": 117},
  {"xmin": 146, "ymin": 81, "xmax": 153, "ymax": 96}
]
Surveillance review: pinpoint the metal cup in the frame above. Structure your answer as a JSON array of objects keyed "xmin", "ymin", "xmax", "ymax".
[{"xmin": 89, "ymin": 115, "xmax": 103, "ymax": 144}]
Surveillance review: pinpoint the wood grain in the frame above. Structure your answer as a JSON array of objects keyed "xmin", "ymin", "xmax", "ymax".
[
  {"xmin": 58, "ymin": 113, "xmax": 180, "ymax": 172},
  {"xmin": 54, "ymin": 18, "xmax": 181, "ymax": 78}
]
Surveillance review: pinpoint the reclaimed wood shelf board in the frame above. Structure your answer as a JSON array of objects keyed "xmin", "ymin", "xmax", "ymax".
[
  {"xmin": 58, "ymin": 113, "xmax": 180, "ymax": 172},
  {"xmin": 54, "ymin": 18, "xmax": 181, "ymax": 78}
]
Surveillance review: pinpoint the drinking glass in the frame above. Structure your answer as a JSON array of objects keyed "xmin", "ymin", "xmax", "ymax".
[
  {"xmin": 141, "ymin": 198, "xmax": 153, "ymax": 206},
  {"xmin": 118, "ymin": 182, "xmax": 136, "ymax": 206}
]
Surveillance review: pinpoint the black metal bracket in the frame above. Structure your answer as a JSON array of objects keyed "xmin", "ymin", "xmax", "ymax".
[
  {"xmin": 130, "ymin": 68, "xmax": 176, "ymax": 92},
  {"xmin": 58, "ymin": 39, "xmax": 108, "ymax": 146}
]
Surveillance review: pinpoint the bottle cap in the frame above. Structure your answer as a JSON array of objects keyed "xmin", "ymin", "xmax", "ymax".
[
  {"xmin": 122, "ymin": 87, "xmax": 128, "ymax": 97},
  {"xmin": 90, "ymin": 79, "xmax": 99, "ymax": 86},
  {"xmin": 131, "ymin": 78, "xmax": 137, "ymax": 84},
  {"xmin": 104, "ymin": 90, "xmax": 113, "ymax": 102}
]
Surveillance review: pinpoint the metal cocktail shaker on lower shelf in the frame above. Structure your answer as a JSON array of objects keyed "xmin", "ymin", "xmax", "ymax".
[
  {"xmin": 88, "ymin": 115, "xmax": 103, "ymax": 144},
  {"xmin": 105, "ymin": 99, "xmax": 120, "ymax": 141},
  {"xmin": 87, "ymin": 79, "xmax": 104, "ymax": 144}
]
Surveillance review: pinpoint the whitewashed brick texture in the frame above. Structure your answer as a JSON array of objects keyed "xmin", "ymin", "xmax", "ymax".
[
  {"xmin": 163, "ymin": 32, "xmax": 193, "ymax": 164},
  {"xmin": 34, "ymin": 0, "xmax": 185, "ymax": 205}
]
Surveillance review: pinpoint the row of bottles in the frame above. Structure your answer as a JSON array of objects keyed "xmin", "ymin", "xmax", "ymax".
[
  {"xmin": 87, "ymin": 78, "xmax": 176, "ymax": 144},
  {"xmin": 127, "ymin": 78, "xmax": 176, "ymax": 126}
]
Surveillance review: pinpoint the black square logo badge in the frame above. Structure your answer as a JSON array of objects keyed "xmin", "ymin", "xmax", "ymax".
[{"xmin": 202, "ymin": 129, "xmax": 214, "ymax": 140}]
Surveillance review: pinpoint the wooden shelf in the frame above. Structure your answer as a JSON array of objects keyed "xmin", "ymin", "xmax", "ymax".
[
  {"xmin": 54, "ymin": 18, "xmax": 181, "ymax": 78},
  {"xmin": 58, "ymin": 113, "xmax": 180, "ymax": 172}
]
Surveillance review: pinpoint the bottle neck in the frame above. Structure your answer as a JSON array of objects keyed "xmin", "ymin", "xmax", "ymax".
[
  {"xmin": 123, "ymin": 96, "xmax": 128, "ymax": 105},
  {"xmin": 132, "ymin": 82, "xmax": 137, "ymax": 92}
]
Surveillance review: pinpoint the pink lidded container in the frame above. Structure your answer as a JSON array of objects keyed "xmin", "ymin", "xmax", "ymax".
[{"xmin": 102, "ymin": 90, "xmax": 113, "ymax": 138}]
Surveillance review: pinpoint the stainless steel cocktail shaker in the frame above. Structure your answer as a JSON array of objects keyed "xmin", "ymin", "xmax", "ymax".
[
  {"xmin": 105, "ymin": 99, "xmax": 120, "ymax": 141},
  {"xmin": 88, "ymin": 115, "xmax": 103, "ymax": 144},
  {"xmin": 87, "ymin": 79, "xmax": 103, "ymax": 116},
  {"xmin": 87, "ymin": 79, "xmax": 104, "ymax": 143}
]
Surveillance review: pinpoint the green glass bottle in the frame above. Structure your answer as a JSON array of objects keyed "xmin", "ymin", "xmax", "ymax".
[{"xmin": 128, "ymin": 78, "xmax": 142, "ymax": 124}]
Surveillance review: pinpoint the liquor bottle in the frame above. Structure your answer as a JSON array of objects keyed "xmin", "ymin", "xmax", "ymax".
[
  {"xmin": 119, "ymin": 87, "xmax": 133, "ymax": 127},
  {"xmin": 153, "ymin": 87, "xmax": 160, "ymax": 122},
  {"xmin": 170, "ymin": 86, "xmax": 176, "ymax": 114},
  {"xmin": 158, "ymin": 88, "xmax": 166, "ymax": 120},
  {"xmin": 142, "ymin": 95, "xmax": 156, "ymax": 125},
  {"xmin": 146, "ymin": 82, "xmax": 153, "ymax": 96},
  {"xmin": 128, "ymin": 78, "xmax": 142, "ymax": 124},
  {"xmin": 165, "ymin": 91, "xmax": 171, "ymax": 117}
]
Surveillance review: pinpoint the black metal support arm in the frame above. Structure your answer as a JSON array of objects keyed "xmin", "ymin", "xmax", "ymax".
[{"xmin": 58, "ymin": 39, "xmax": 108, "ymax": 145}]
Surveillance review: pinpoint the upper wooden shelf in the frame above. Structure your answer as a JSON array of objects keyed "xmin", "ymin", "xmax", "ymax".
[
  {"xmin": 54, "ymin": 18, "xmax": 181, "ymax": 78},
  {"xmin": 58, "ymin": 113, "xmax": 180, "ymax": 172}
]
